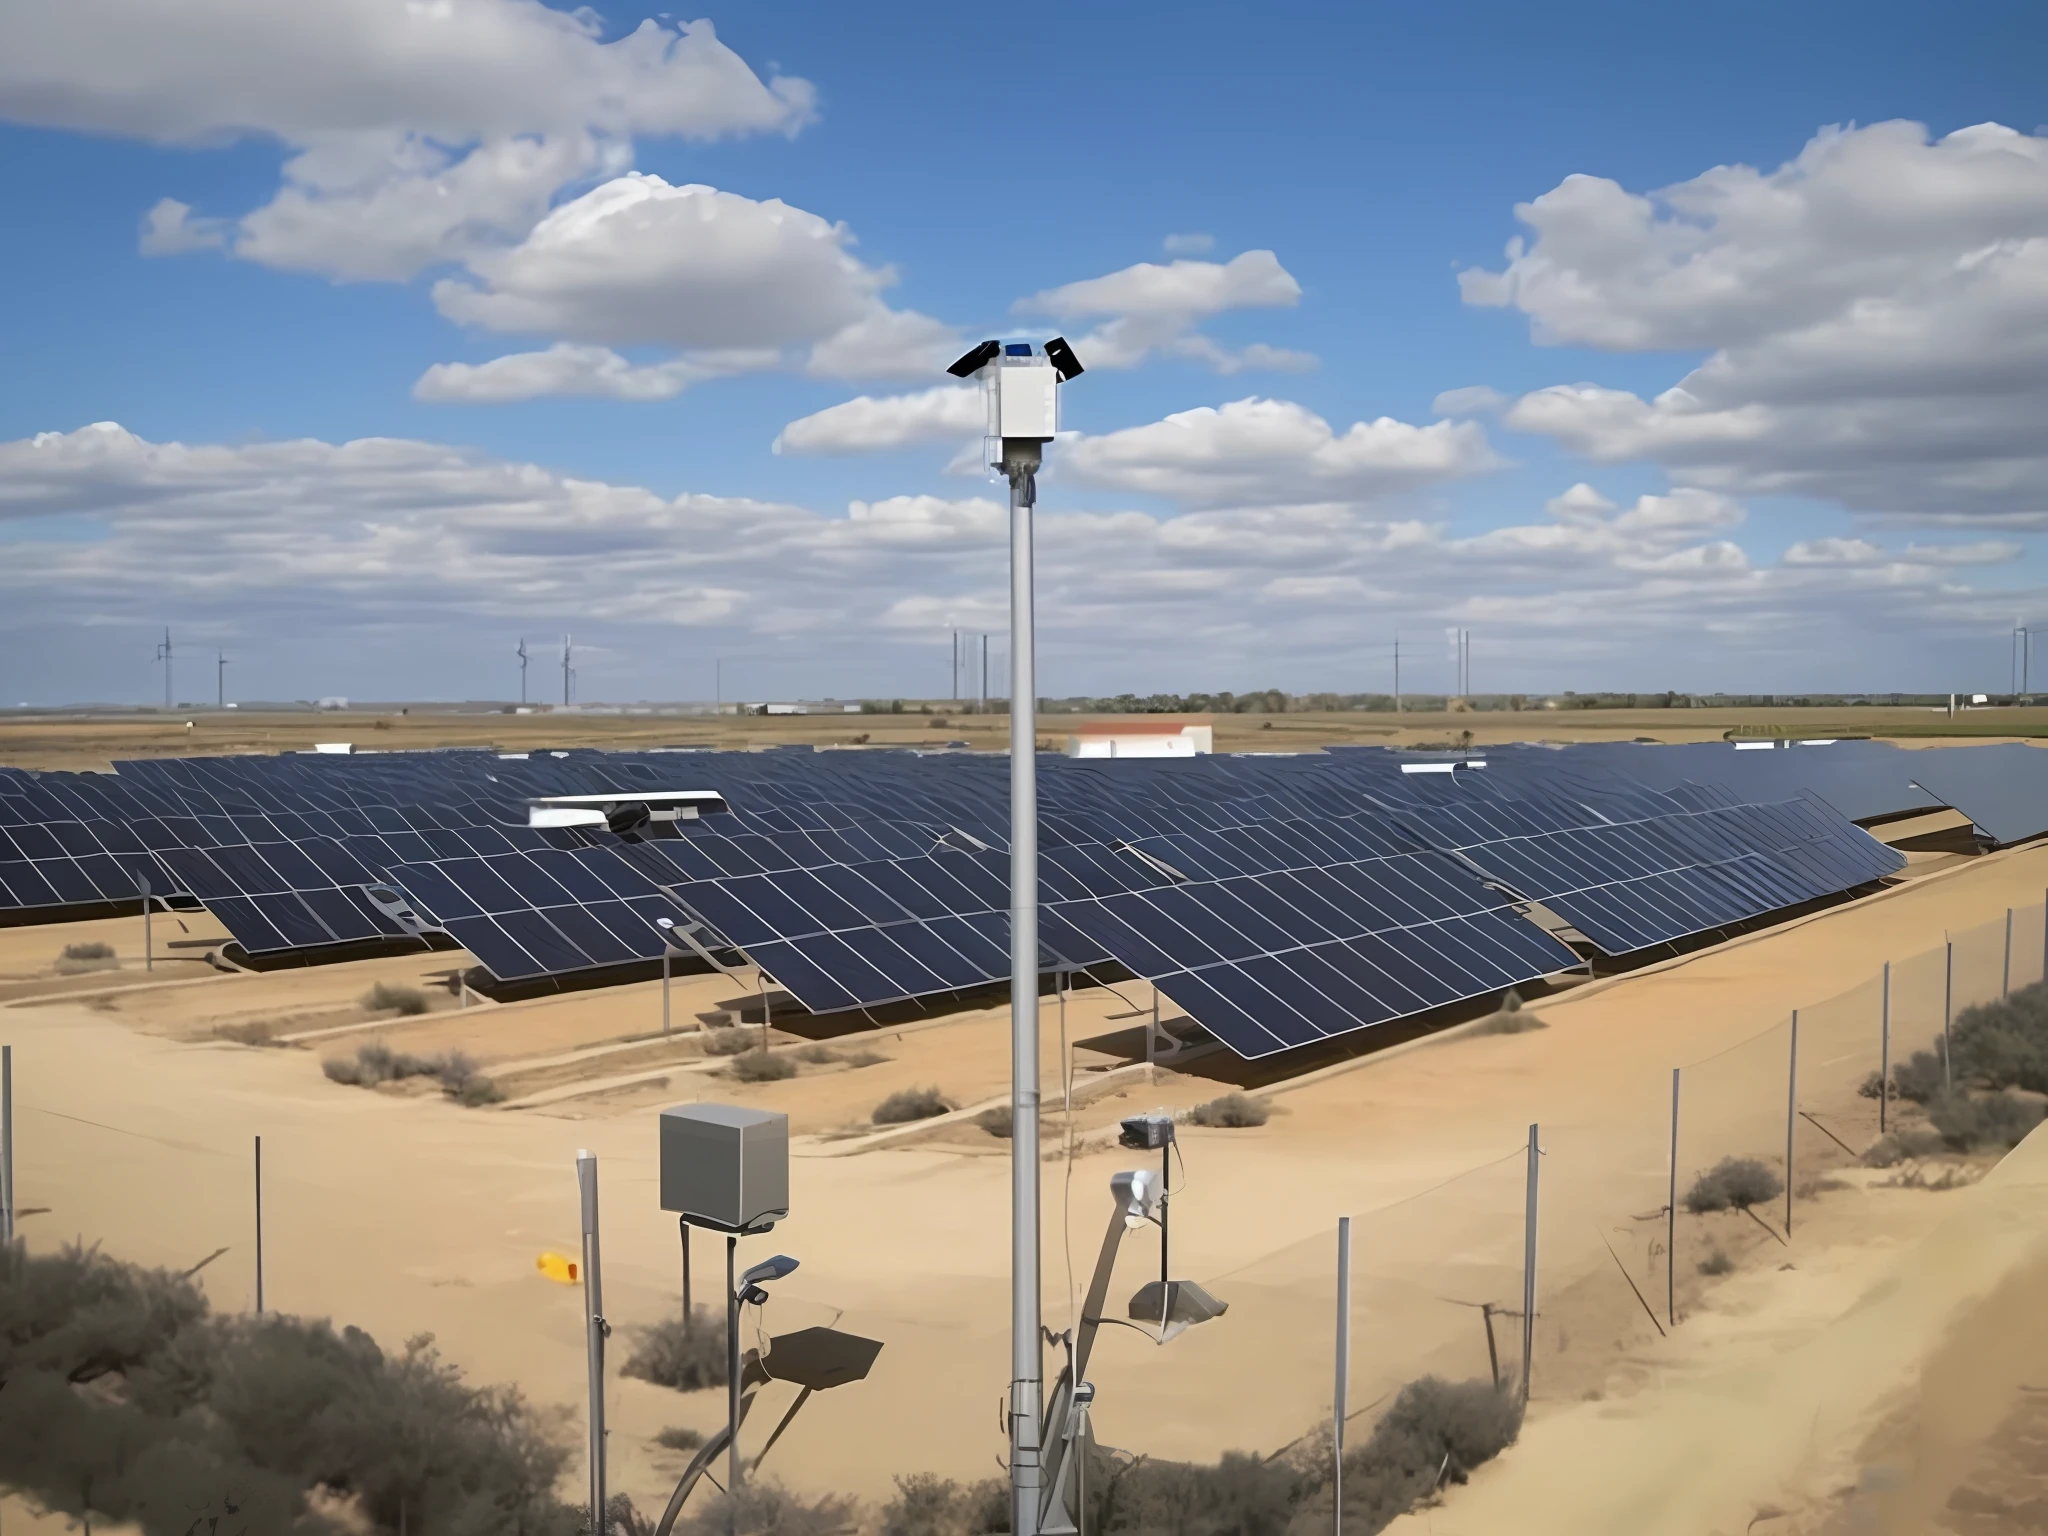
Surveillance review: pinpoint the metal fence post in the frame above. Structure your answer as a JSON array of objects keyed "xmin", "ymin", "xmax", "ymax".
[
  {"xmin": 254, "ymin": 1134, "xmax": 264, "ymax": 1313},
  {"xmin": 1944, "ymin": 940, "xmax": 1954, "ymax": 1093},
  {"xmin": 1667, "ymin": 1068, "xmax": 1679, "ymax": 1328},
  {"xmin": 1785, "ymin": 1013, "xmax": 1799, "ymax": 1237},
  {"xmin": 1, "ymin": 1044, "xmax": 13, "ymax": 1249},
  {"xmin": 1879, "ymin": 962, "xmax": 1891, "ymax": 1136},
  {"xmin": 2004, "ymin": 908, "xmax": 2013, "ymax": 997},
  {"xmin": 1333, "ymin": 1216, "xmax": 1352, "ymax": 1536},
  {"xmin": 1521, "ymin": 1123, "xmax": 1539, "ymax": 1401},
  {"xmin": 577, "ymin": 1151, "xmax": 607, "ymax": 1534}
]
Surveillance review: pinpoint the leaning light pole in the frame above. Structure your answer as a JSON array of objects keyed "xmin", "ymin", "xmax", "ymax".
[{"xmin": 948, "ymin": 334, "xmax": 1084, "ymax": 1536}]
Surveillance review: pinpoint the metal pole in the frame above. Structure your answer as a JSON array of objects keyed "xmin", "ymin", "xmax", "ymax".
[
  {"xmin": 1148, "ymin": 989, "xmax": 1158, "ymax": 1079},
  {"xmin": 2004, "ymin": 908, "xmax": 2013, "ymax": 997},
  {"xmin": 2, "ymin": 1044, "xmax": 13, "ymax": 1249},
  {"xmin": 1521, "ymin": 1123, "xmax": 1538, "ymax": 1401},
  {"xmin": 680, "ymin": 1218, "xmax": 693, "ymax": 1337},
  {"xmin": 577, "ymin": 1151, "xmax": 606, "ymax": 1534},
  {"xmin": 727, "ymin": 1233, "xmax": 742, "ymax": 1503},
  {"xmin": 662, "ymin": 950, "xmax": 671, "ymax": 1037},
  {"xmin": 254, "ymin": 1134, "xmax": 264, "ymax": 1313},
  {"xmin": 1944, "ymin": 939, "xmax": 1954, "ymax": 1093},
  {"xmin": 1785, "ymin": 1013, "xmax": 1799, "ymax": 1238},
  {"xmin": 1667, "ymin": 1068, "xmax": 1679, "ymax": 1328},
  {"xmin": 140, "ymin": 871, "xmax": 153, "ymax": 973},
  {"xmin": 1879, "ymin": 961, "xmax": 1891, "ymax": 1136},
  {"xmin": 1005, "ymin": 440, "xmax": 1045, "ymax": 1536},
  {"xmin": 1333, "ymin": 1215, "xmax": 1351, "ymax": 1536}
]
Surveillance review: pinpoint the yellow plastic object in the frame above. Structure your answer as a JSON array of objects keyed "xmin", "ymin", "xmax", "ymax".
[{"xmin": 537, "ymin": 1251, "xmax": 579, "ymax": 1285}]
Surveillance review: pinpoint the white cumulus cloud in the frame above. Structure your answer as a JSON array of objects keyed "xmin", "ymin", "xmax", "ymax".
[
  {"xmin": 773, "ymin": 386, "xmax": 985, "ymax": 455},
  {"xmin": 1060, "ymin": 398, "xmax": 1498, "ymax": 507},
  {"xmin": 1466, "ymin": 120, "xmax": 2048, "ymax": 525},
  {"xmin": 1, "ymin": 423, "xmax": 2035, "ymax": 697},
  {"xmin": 413, "ymin": 343, "xmax": 776, "ymax": 403},
  {"xmin": 1017, "ymin": 250, "xmax": 1312, "ymax": 373},
  {"xmin": 0, "ymin": 4, "xmax": 813, "ymax": 285}
]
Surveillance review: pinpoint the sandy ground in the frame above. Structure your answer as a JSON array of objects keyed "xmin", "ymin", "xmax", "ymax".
[
  {"xmin": 5, "ymin": 843, "xmax": 2048, "ymax": 1524},
  {"xmin": 1382, "ymin": 1127, "xmax": 2048, "ymax": 1536}
]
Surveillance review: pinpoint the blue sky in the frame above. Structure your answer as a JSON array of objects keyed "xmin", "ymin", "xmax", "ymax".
[{"xmin": 2, "ymin": 1, "xmax": 2045, "ymax": 705}]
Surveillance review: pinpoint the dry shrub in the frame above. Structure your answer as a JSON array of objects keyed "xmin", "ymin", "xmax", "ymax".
[
  {"xmin": 975, "ymin": 1105, "xmax": 1013, "ymax": 1139},
  {"xmin": 1684, "ymin": 1156, "xmax": 1782, "ymax": 1214},
  {"xmin": 1335, "ymin": 1376, "xmax": 1522, "ymax": 1530},
  {"xmin": 456, "ymin": 1074, "xmax": 505, "ymax": 1107},
  {"xmin": 873, "ymin": 1086, "xmax": 951, "ymax": 1125},
  {"xmin": 0, "ymin": 1242, "xmax": 577, "ymax": 1535},
  {"xmin": 654, "ymin": 1425, "xmax": 704, "ymax": 1453},
  {"xmin": 675, "ymin": 1480, "xmax": 856, "ymax": 1536},
  {"xmin": 361, "ymin": 981, "xmax": 431, "ymax": 1016},
  {"xmin": 1190, "ymin": 1092, "xmax": 1269, "ymax": 1129},
  {"xmin": 1926, "ymin": 1090, "xmax": 2044, "ymax": 1152},
  {"xmin": 729, "ymin": 1050, "xmax": 796, "ymax": 1083},
  {"xmin": 841, "ymin": 1049, "xmax": 887, "ymax": 1069},
  {"xmin": 1697, "ymin": 1248, "xmax": 1734, "ymax": 1276},
  {"xmin": 622, "ymin": 1309, "xmax": 727, "ymax": 1392},
  {"xmin": 877, "ymin": 1472, "xmax": 1008, "ymax": 1536},
  {"xmin": 322, "ymin": 1043, "xmax": 501, "ymax": 1104},
  {"xmin": 1862, "ymin": 1127, "xmax": 1947, "ymax": 1167},
  {"xmin": 795, "ymin": 1042, "xmax": 840, "ymax": 1065},
  {"xmin": 55, "ymin": 940, "xmax": 119, "ymax": 974},
  {"xmin": 701, "ymin": 1026, "xmax": 756, "ymax": 1056}
]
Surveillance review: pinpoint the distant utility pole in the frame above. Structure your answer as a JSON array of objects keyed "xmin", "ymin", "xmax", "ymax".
[
  {"xmin": 562, "ymin": 634, "xmax": 573, "ymax": 707},
  {"xmin": 1393, "ymin": 636, "xmax": 1403, "ymax": 714},
  {"xmin": 155, "ymin": 627, "xmax": 173, "ymax": 709},
  {"xmin": 216, "ymin": 650, "xmax": 229, "ymax": 709},
  {"xmin": 517, "ymin": 638, "xmax": 529, "ymax": 705},
  {"xmin": 1463, "ymin": 629, "xmax": 1472, "ymax": 697},
  {"xmin": 952, "ymin": 629, "xmax": 960, "ymax": 703},
  {"xmin": 981, "ymin": 633, "xmax": 989, "ymax": 712}
]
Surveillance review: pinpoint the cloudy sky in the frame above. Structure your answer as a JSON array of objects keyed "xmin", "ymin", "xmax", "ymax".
[{"xmin": 2, "ymin": 2, "xmax": 2045, "ymax": 706}]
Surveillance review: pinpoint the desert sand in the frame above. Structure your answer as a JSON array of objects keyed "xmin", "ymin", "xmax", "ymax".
[{"xmin": 4, "ymin": 815, "xmax": 2047, "ymax": 1529}]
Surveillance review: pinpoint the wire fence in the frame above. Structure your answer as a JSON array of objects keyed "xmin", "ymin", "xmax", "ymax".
[{"xmin": 1143, "ymin": 895, "xmax": 2048, "ymax": 1459}]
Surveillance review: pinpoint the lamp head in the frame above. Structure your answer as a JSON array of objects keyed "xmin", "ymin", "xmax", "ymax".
[
  {"xmin": 741, "ymin": 1254, "xmax": 800, "ymax": 1288},
  {"xmin": 1111, "ymin": 1168, "xmax": 1160, "ymax": 1227}
]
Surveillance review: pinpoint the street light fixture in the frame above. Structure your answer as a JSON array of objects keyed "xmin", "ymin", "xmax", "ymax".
[{"xmin": 948, "ymin": 334, "xmax": 1084, "ymax": 1536}]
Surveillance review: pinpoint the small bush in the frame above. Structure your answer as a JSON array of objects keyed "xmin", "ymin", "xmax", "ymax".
[
  {"xmin": 729, "ymin": 1050, "xmax": 796, "ymax": 1083},
  {"xmin": 842, "ymin": 1049, "xmax": 887, "ymax": 1068},
  {"xmin": 654, "ymin": 1425, "xmax": 704, "ymax": 1453},
  {"xmin": 795, "ymin": 1042, "xmax": 840, "ymax": 1065},
  {"xmin": 676, "ymin": 1480, "xmax": 857, "ymax": 1536},
  {"xmin": 1337, "ymin": 1376, "xmax": 1522, "ymax": 1529},
  {"xmin": 1684, "ymin": 1156, "xmax": 1783, "ymax": 1214},
  {"xmin": 1862, "ymin": 1127, "xmax": 1947, "ymax": 1167},
  {"xmin": 622, "ymin": 1310, "xmax": 728, "ymax": 1392},
  {"xmin": 878, "ymin": 1473, "xmax": 1009, "ymax": 1536},
  {"xmin": 1697, "ymin": 1248, "xmax": 1734, "ymax": 1276},
  {"xmin": 55, "ymin": 939, "xmax": 120, "ymax": 973},
  {"xmin": 362, "ymin": 981, "xmax": 431, "ymax": 1016},
  {"xmin": 1885, "ymin": 1049, "xmax": 1950, "ymax": 1105},
  {"xmin": 435, "ymin": 1050, "xmax": 481, "ymax": 1092},
  {"xmin": 873, "ymin": 1086, "xmax": 951, "ymax": 1125},
  {"xmin": 456, "ymin": 1074, "xmax": 504, "ymax": 1107},
  {"xmin": 975, "ymin": 1105, "xmax": 1013, "ymax": 1139},
  {"xmin": 1926, "ymin": 1090, "xmax": 2045, "ymax": 1152},
  {"xmin": 701, "ymin": 1026, "xmax": 756, "ymax": 1056},
  {"xmin": 1190, "ymin": 1092, "xmax": 1269, "ymax": 1129},
  {"xmin": 322, "ymin": 1055, "xmax": 365, "ymax": 1085}
]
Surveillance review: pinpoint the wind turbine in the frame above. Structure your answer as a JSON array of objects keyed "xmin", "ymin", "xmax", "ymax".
[{"xmin": 517, "ymin": 638, "xmax": 529, "ymax": 705}]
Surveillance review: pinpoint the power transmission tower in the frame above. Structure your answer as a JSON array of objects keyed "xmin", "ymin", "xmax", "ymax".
[{"xmin": 155, "ymin": 628, "xmax": 174, "ymax": 708}]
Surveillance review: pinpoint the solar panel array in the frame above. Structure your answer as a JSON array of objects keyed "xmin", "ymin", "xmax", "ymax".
[{"xmin": 0, "ymin": 737, "xmax": 1931, "ymax": 1060}]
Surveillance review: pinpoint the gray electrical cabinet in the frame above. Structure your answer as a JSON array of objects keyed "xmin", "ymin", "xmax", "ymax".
[{"xmin": 659, "ymin": 1103, "xmax": 789, "ymax": 1233}]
